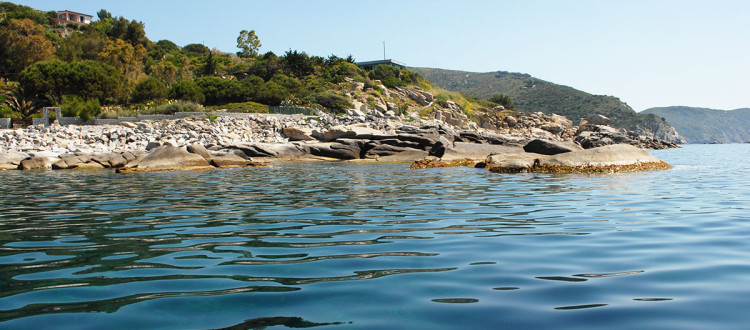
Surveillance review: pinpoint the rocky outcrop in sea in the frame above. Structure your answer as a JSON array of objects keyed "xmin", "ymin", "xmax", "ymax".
[{"xmin": 0, "ymin": 84, "xmax": 676, "ymax": 173}]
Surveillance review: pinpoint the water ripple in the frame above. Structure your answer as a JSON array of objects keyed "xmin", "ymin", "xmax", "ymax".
[{"xmin": 1, "ymin": 145, "xmax": 750, "ymax": 328}]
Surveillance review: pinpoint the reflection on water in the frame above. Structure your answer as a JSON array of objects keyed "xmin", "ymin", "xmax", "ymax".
[{"xmin": 1, "ymin": 145, "xmax": 750, "ymax": 329}]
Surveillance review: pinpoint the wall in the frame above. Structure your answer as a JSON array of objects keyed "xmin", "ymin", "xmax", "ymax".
[
  {"xmin": 29, "ymin": 107, "xmax": 316, "ymax": 127},
  {"xmin": 0, "ymin": 118, "xmax": 10, "ymax": 129}
]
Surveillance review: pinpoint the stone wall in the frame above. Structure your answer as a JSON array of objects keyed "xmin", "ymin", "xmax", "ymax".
[
  {"xmin": 32, "ymin": 110, "xmax": 315, "ymax": 127},
  {"xmin": 0, "ymin": 118, "xmax": 10, "ymax": 129}
]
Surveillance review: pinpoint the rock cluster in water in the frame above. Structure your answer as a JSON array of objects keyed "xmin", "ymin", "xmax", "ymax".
[{"xmin": 0, "ymin": 102, "xmax": 674, "ymax": 172}]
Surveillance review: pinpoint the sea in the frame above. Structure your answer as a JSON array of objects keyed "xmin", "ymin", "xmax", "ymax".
[{"xmin": 1, "ymin": 144, "xmax": 749, "ymax": 329}]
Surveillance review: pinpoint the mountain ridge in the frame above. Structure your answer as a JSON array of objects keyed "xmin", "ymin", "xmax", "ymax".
[
  {"xmin": 409, "ymin": 67, "xmax": 683, "ymax": 143},
  {"xmin": 642, "ymin": 106, "xmax": 750, "ymax": 144}
]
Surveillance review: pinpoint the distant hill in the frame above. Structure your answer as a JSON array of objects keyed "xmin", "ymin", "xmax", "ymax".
[
  {"xmin": 642, "ymin": 106, "xmax": 750, "ymax": 144},
  {"xmin": 410, "ymin": 67, "xmax": 682, "ymax": 142}
]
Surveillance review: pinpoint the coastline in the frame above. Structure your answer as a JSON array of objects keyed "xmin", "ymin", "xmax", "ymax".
[{"xmin": 0, "ymin": 111, "xmax": 675, "ymax": 173}]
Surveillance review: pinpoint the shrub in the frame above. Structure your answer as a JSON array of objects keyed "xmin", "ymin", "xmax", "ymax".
[
  {"xmin": 168, "ymin": 80, "xmax": 205, "ymax": 104},
  {"xmin": 207, "ymin": 101, "xmax": 268, "ymax": 113},
  {"xmin": 310, "ymin": 92, "xmax": 352, "ymax": 112},
  {"xmin": 369, "ymin": 65, "xmax": 408, "ymax": 89},
  {"xmin": 436, "ymin": 94, "xmax": 450, "ymax": 108},
  {"xmin": 256, "ymin": 81, "xmax": 289, "ymax": 106},
  {"xmin": 489, "ymin": 94, "xmax": 515, "ymax": 110},
  {"xmin": 132, "ymin": 77, "xmax": 167, "ymax": 103},
  {"xmin": 0, "ymin": 106, "xmax": 21, "ymax": 119},
  {"xmin": 149, "ymin": 101, "xmax": 205, "ymax": 114},
  {"xmin": 59, "ymin": 95, "xmax": 101, "ymax": 121}
]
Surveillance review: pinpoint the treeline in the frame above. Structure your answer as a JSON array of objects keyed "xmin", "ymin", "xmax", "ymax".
[{"xmin": 0, "ymin": 2, "xmax": 420, "ymax": 121}]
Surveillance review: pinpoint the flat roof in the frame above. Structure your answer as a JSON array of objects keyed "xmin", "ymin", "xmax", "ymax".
[
  {"xmin": 58, "ymin": 10, "xmax": 93, "ymax": 17},
  {"xmin": 356, "ymin": 59, "xmax": 407, "ymax": 67}
]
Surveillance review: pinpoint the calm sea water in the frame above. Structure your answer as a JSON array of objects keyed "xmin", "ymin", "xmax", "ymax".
[{"xmin": 1, "ymin": 144, "xmax": 749, "ymax": 329}]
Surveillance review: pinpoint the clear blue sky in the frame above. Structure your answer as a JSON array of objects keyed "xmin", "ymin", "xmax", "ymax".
[{"xmin": 15, "ymin": 0, "xmax": 750, "ymax": 111}]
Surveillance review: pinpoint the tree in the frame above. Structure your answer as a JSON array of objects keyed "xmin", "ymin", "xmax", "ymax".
[
  {"xmin": 0, "ymin": 18, "xmax": 55, "ymax": 78},
  {"xmin": 489, "ymin": 94, "xmax": 515, "ymax": 110},
  {"xmin": 168, "ymin": 80, "xmax": 205, "ymax": 104},
  {"xmin": 132, "ymin": 77, "xmax": 167, "ymax": 103},
  {"xmin": 96, "ymin": 9, "xmax": 112, "ymax": 21},
  {"xmin": 3, "ymin": 83, "xmax": 38, "ymax": 119},
  {"xmin": 156, "ymin": 39, "xmax": 180, "ymax": 54},
  {"xmin": 59, "ymin": 95, "xmax": 101, "ymax": 121},
  {"xmin": 183, "ymin": 43, "xmax": 210, "ymax": 56},
  {"xmin": 68, "ymin": 60, "xmax": 125, "ymax": 103},
  {"xmin": 55, "ymin": 30, "xmax": 107, "ymax": 62},
  {"xmin": 201, "ymin": 51, "xmax": 217, "ymax": 76},
  {"xmin": 0, "ymin": 3, "xmax": 56, "ymax": 26},
  {"xmin": 98, "ymin": 39, "xmax": 147, "ymax": 81},
  {"xmin": 236, "ymin": 29, "xmax": 261, "ymax": 58},
  {"xmin": 18, "ymin": 60, "xmax": 71, "ymax": 104},
  {"xmin": 283, "ymin": 50, "xmax": 316, "ymax": 78},
  {"xmin": 369, "ymin": 64, "xmax": 406, "ymax": 89},
  {"xmin": 152, "ymin": 59, "xmax": 178, "ymax": 87}
]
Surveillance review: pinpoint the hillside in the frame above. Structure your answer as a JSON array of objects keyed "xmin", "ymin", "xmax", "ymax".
[
  {"xmin": 410, "ymin": 67, "xmax": 683, "ymax": 142},
  {"xmin": 642, "ymin": 106, "xmax": 750, "ymax": 144}
]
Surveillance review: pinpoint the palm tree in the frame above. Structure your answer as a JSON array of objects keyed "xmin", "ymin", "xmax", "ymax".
[{"xmin": 3, "ymin": 84, "xmax": 38, "ymax": 119}]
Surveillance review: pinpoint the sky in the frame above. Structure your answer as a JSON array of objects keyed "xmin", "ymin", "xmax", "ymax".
[{"xmin": 14, "ymin": 0, "xmax": 750, "ymax": 111}]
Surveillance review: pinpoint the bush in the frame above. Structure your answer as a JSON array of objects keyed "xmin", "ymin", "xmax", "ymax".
[
  {"xmin": 149, "ymin": 101, "xmax": 205, "ymax": 115},
  {"xmin": 310, "ymin": 92, "xmax": 352, "ymax": 112},
  {"xmin": 488, "ymin": 94, "xmax": 515, "ymax": 110},
  {"xmin": 369, "ymin": 65, "xmax": 408, "ymax": 89},
  {"xmin": 168, "ymin": 80, "xmax": 205, "ymax": 104},
  {"xmin": 59, "ymin": 95, "xmax": 101, "ymax": 121},
  {"xmin": 0, "ymin": 106, "xmax": 21, "ymax": 119},
  {"xmin": 132, "ymin": 77, "xmax": 167, "ymax": 103},
  {"xmin": 256, "ymin": 81, "xmax": 289, "ymax": 106},
  {"xmin": 207, "ymin": 101, "xmax": 268, "ymax": 113},
  {"xmin": 436, "ymin": 94, "xmax": 450, "ymax": 108}
]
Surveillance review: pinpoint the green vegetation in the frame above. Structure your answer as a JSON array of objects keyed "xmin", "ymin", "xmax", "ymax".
[
  {"xmin": 488, "ymin": 94, "xmax": 515, "ymax": 110},
  {"xmin": 368, "ymin": 64, "xmax": 419, "ymax": 89},
  {"xmin": 206, "ymin": 101, "xmax": 268, "ymax": 113},
  {"xmin": 0, "ymin": 2, "xmax": 377, "ymax": 122},
  {"xmin": 411, "ymin": 67, "xmax": 655, "ymax": 131},
  {"xmin": 59, "ymin": 95, "xmax": 101, "ymax": 121}
]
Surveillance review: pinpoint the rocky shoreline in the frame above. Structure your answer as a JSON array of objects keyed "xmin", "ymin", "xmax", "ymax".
[{"xmin": 0, "ymin": 110, "xmax": 675, "ymax": 173}]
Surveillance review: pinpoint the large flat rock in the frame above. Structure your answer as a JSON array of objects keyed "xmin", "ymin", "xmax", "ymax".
[
  {"xmin": 442, "ymin": 142, "xmax": 525, "ymax": 161},
  {"xmin": 487, "ymin": 144, "xmax": 670, "ymax": 173},
  {"xmin": 126, "ymin": 146, "xmax": 212, "ymax": 171}
]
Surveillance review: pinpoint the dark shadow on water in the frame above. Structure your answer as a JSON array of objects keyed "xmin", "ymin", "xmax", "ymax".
[
  {"xmin": 554, "ymin": 303, "xmax": 608, "ymax": 310},
  {"xmin": 431, "ymin": 298, "xmax": 479, "ymax": 304},
  {"xmin": 213, "ymin": 316, "xmax": 348, "ymax": 329},
  {"xmin": 536, "ymin": 276, "xmax": 588, "ymax": 282}
]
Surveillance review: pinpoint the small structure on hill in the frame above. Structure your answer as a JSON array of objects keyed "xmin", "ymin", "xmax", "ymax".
[
  {"xmin": 357, "ymin": 59, "xmax": 407, "ymax": 71},
  {"xmin": 56, "ymin": 10, "xmax": 93, "ymax": 25}
]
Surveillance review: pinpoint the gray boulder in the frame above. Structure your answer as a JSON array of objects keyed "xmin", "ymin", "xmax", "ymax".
[
  {"xmin": 523, "ymin": 139, "xmax": 582, "ymax": 155},
  {"xmin": 92, "ymin": 152, "xmax": 128, "ymax": 168},
  {"xmin": 443, "ymin": 142, "xmax": 525, "ymax": 161},
  {"xmin": 186, "ymin": 144, "xmax": 212, "ymax": 161},
  {"xmin": 486, "ymin": 144, "xmax": 669, "ymax": 173},
  {"xmin": 584, "ymin": 114, "xmax": 610, "ymax": 126},
  {"xmin": 227, "ymin": 142, "xmax": 307, "ymax": 159},
  {"xmin": 129, "ymin": 146, "xmax": 211, "ymax": 171},
  {"xmin": 309, "ymin": 140, "xmax": 363, "ymax": 160},
  {"xmin": 19, "ymin": 157, "xmax": 53, "ymax": 170},
  {"xmin": 282, "ymin": 127, "xmax": 315, "ymax": 141},
  {"xmin": 429, "ymin": 136, "xmax": 453, "ymax": 158},
  {"xmin": 210, "ymin": 154, "xmax": 256, "ymax": 168},
  {"xmin": 0, "ymin": 152, "xmax": 29, "ymax": 170}
]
